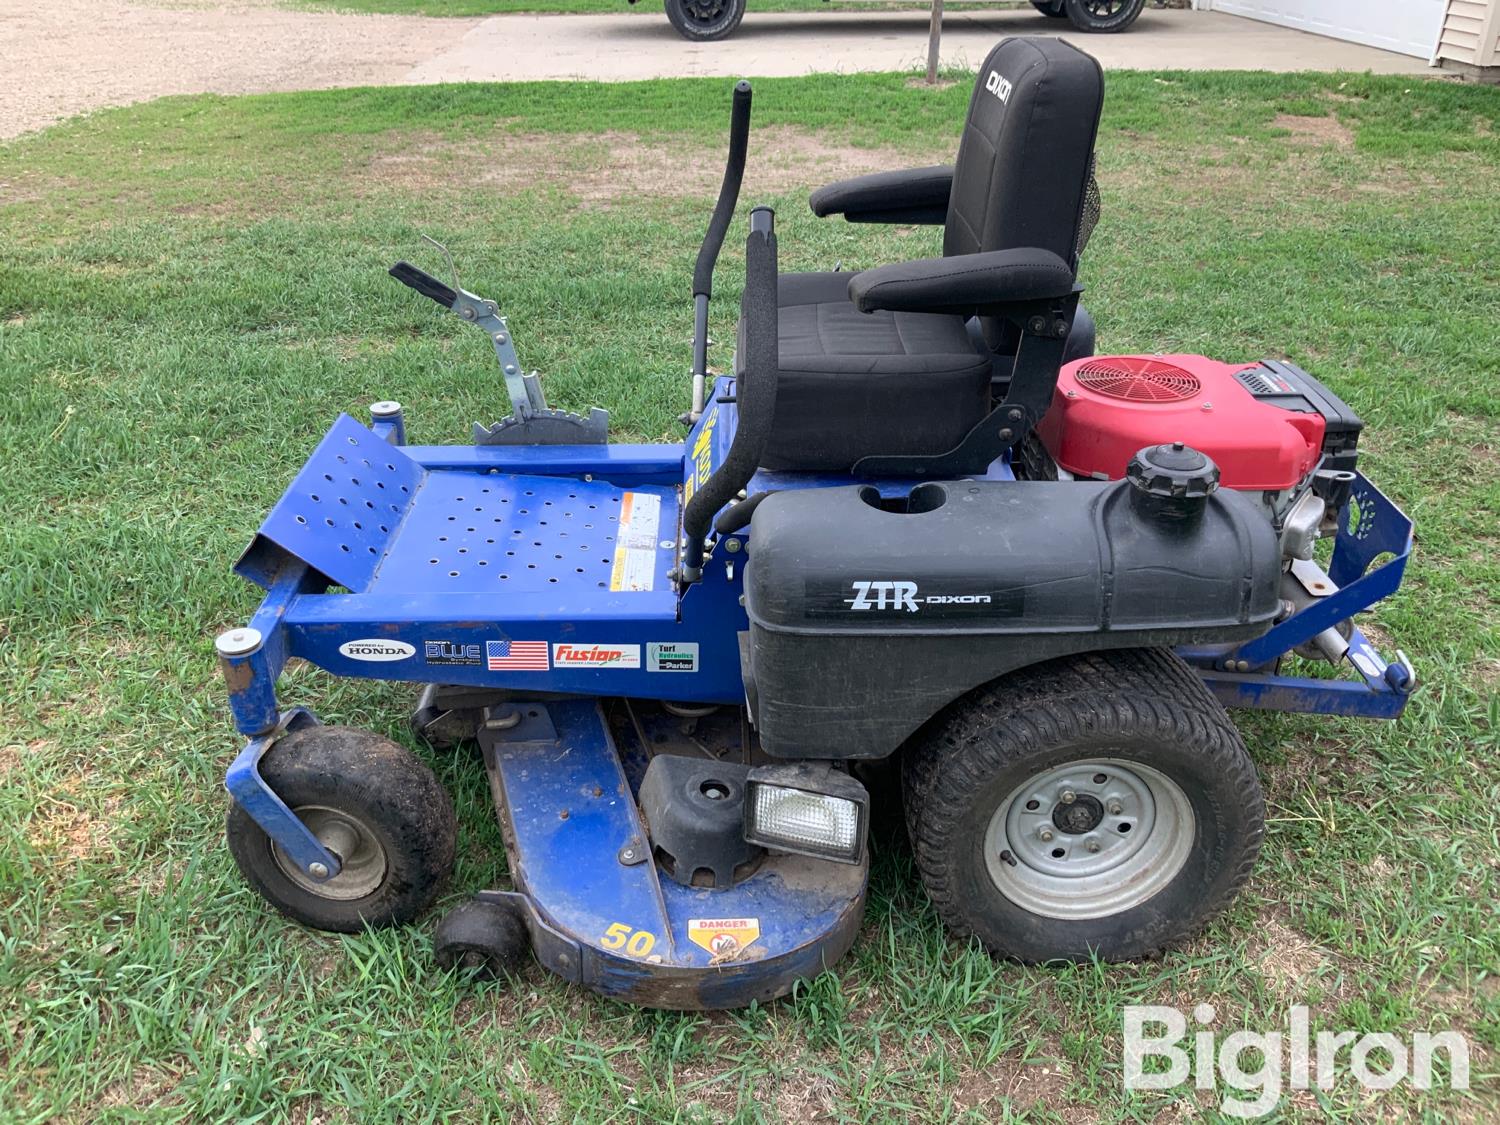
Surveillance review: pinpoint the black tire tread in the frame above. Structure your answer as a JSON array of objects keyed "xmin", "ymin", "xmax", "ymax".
[
  {"xmin": 434, "ymin": 899, "xmax": 531, "ymax": 980},
  {"xmin": 902, "ymin": 648, "xmax": 1263, "ymax": 960},
  {"xmin": 226, "ymin": 725, "xmax": 457, "ymax": 933},
  {"xmin": 664, "ymin": 0, "xmax": 746, "ymax": 41},
  {"xmin": 1064, "ymin": 0, "xmax": 1145, "ymax": 32}
]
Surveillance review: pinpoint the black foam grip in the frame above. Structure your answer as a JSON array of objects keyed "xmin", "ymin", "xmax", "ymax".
[
  {"xmin": 389, "ymin": 261, "xmax": 457, "ymax": 308},
  {"xmin": 692, "ymin": 80, "xmax": 752, "ymax": 300},
  {"xmin": 683, "ymin": 208, "xmax": 777, "ymax": 571}
]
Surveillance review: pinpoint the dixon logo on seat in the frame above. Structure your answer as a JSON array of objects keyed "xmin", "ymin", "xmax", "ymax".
[{"xmin": 985, "ymin": 71, "xmax": 1013, "ymax": 104}]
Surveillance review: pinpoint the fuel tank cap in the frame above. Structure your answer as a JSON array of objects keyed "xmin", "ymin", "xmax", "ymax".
[{"xmin": 1126, "ymin": 441, "xmax": 1221, "ymax": 499}]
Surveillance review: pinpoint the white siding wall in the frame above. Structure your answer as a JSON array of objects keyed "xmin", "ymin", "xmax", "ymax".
[{"xmin": 1436, "ymin": 0, "xmax": 1500, "ymax": 67}]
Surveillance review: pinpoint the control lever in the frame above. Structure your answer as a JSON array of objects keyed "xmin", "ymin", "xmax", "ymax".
[
  {"xmin": 387, "ymin": 236, "xmax": 608, "ymax": 446},
  {"xmin": 685, "ymin": 79, "xmax": 753, "ymax": 426}
]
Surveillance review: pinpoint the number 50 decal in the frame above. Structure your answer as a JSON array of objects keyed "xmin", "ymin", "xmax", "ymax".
[{"xmin": 600, "ymin": 922, "xmax": 657, "ymax": 957}]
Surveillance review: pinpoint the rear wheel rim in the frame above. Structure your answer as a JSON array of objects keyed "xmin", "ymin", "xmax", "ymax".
[
  {"xmin": 1082, "ymin": 0, "xmax": 1130, "ymax": 16},
  {"xmin": 983, "ymin": 758, "xmax": 1194, "ymax": 920},
  {"xmin": 272, "ymin": 804, "xmax": 389, "ymax": 901}
]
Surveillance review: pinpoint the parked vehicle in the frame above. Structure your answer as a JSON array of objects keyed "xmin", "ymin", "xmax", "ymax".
[{"xmin": 653, "ymin": 0, "xmax": 1146, "ymax": 44}]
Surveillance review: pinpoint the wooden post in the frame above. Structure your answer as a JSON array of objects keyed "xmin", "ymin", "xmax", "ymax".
[{"xmin": 926, "ymin": 0, "xmax": 944, "ymax": 83}]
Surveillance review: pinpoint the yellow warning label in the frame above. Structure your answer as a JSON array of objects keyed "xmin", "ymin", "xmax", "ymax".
[
  {"xmin": 687, "ymin": 917, "xmax": 761, "ymax": 958},
  {"xmin": 685, "ymin": 408, "xmax": 717, "ymax": 505},
  {"xmin": 609, "ymin": 491, "xmax": 662, "ymax": 592}
]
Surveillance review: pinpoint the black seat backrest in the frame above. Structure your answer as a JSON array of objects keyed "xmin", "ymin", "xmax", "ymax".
[{"xmin": 945, "ymin": 38, "xmax": 1104, "ymax": 332}]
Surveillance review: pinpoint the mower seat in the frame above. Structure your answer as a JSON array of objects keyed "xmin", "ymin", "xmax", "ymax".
[{"xmin": 761, "ymin": 37, "xmax": 1104, "ymax": 473}]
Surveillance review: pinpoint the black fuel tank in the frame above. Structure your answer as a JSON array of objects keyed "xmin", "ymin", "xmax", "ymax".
[{"xmin": 743, "ymin": 478, "xmax": 1280, "ymax": 760}]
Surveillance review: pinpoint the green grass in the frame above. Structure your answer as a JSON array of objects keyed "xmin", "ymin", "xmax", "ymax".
[{"xmin": 2, "ymin": 70, "xmax": 1499, "ymax": 1121}]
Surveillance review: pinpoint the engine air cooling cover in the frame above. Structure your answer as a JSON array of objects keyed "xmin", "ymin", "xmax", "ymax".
[{"xmin": 1036, "ymin": 354, "xmax": 1326, "ymax": 491}]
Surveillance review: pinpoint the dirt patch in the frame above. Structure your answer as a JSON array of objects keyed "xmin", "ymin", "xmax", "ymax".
[
  {"xmin": 367, "ymin": 126, "xmax": 943, "ymax": 209},
  {"xmin": 1246, "ymin": 910, "xmax": 1330, "ymax": 996},
  {"xmin": 1274, "ymin": 113, "xmax": 1356, "ymax": 150},
  {"xmin": 1475, "ymin": 658, "xmax": 1500, "ymax": 691},
  {"xmin": 26, "ymin": 790, "xmax": 122, "ymax": 866},
  {"xmin": 950, "ymin": 1056, "xmax": 1074, "ymax": 1119}
]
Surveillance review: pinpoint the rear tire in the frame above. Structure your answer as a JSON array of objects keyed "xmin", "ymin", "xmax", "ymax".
[
  {"xmin": 1064, "ymin": 0, "xmax": 1145, "ymax": 32},
  {"xmin": 226, "ymin": 726, "xmax": 457, "ymax": 933},
  {"xmin": 664, "ymin": 0, "xmax": 747, "ymax": 41},
  {"xmin": 902, "ymin": 649, "xmax": 1263, "ymax": 962}
]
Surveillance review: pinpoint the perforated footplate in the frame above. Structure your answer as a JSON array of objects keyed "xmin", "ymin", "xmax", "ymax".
[
  {"xmin": 371, "ymin": 471, "xmax": 677, "ymax": 596},
  {"xmin": 246, "ymin": 414, "xmax": 424, "ymax": 591}
]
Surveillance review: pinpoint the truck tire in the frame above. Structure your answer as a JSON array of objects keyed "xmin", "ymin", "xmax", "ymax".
[
  {"xmin": 902, "ymin": 648, "xmax": 1263, "ymax": 962},
  {"xmin": 665, "ymin": 0, "xmax": 747, "ymax": 41},
  {"xmin": 1064, "ymin": 0, "xmax": 1145, "ymax": 33}
]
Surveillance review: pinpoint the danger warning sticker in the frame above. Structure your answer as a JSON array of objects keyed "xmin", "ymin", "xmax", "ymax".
[
  {"xmin": 687, "ymin": 917, "xmax": 761, "ymax": 959},
  {"xmin": 609, "ymin": 491, "xmax": 662, "ymax": 593}
]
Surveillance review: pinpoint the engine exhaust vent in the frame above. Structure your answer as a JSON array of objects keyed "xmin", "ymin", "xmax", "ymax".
[{"xmin": 1074, "ymin": 357, "xmax": 1201, "ymax": 403}]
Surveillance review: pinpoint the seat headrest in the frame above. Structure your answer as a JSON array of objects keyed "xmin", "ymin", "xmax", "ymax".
[{"xmin": 944, "ymin": 38, "xmax": 1105, "ymax": 268}]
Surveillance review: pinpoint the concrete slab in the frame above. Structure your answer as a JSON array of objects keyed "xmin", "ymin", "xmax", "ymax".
[{"xmin": 405, "ymin": 8, "xmax": 1435, "ymax": 86}]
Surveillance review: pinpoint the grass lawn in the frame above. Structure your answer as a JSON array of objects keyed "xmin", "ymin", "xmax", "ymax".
[{"xmin": 2, "ymin": 69, "xmax": 1499, "ymax": 1122}]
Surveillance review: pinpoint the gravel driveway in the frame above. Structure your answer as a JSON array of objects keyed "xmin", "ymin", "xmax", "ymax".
[{"xmin": 0, "ymin": 0, "xmax": 477, "ymax": 139}]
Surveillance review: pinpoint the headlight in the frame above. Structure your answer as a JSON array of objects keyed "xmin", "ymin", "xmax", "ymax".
[{"xmin": 744, "ymin": 764, "xmax": 868, "ymax": 865}]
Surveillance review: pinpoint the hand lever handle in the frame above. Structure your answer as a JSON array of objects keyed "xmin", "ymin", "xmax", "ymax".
[{"xmin": 389, "ymin": 261, "xmax": 457, "ymax": 308}]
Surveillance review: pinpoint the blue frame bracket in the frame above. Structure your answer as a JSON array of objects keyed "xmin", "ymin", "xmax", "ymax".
[
  {"xmin": 1187, "ymin": 474, "xmax": 1418, "ymax": 719},
  {"xmin": 223, "ymin": 707, "xmax": 342, "ymax": 879},
  {"xmin": 1229, "ymin": 474, "xmax": 1413, "ymax": 669}
]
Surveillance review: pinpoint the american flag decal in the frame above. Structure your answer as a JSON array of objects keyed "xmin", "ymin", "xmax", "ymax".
[{"xmin": 486, "ymin": 640, "xmax": 550, "ymax": 671}]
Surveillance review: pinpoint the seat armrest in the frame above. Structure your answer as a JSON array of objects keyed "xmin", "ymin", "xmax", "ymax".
[
  {"xmin": 848, "ymin": 248, "xmax": 1075, "ymax": 316},
  {"xmin": 809, "ymin": 165, "xmax": 953, "ymax": 225}
]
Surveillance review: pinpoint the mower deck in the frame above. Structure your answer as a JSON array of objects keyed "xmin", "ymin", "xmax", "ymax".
[{"xmin": 480, "ymin": 699, "xmax": 865, "ymax": 1009}]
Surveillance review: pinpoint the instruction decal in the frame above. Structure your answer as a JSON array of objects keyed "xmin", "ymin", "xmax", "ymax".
[
  {"xmin": 553, "ymin": 643, "xmax": 641, "ymax": 669},
  {"xmin": 610, "ymin": 491, "xmax": 662, "ymax": 592},
  {"xmin": 687, "ymin": 917, "xmax": 761, "ymax": 959},
  {"xmin": 647, "ymin": 642, "xmax": 699, "ymax": 673}
]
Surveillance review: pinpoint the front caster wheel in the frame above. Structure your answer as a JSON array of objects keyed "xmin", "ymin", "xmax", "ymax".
[
  {"xmin": 902, "ymin": 649, "xmax": 1264, "ymax": 962},
  {"xmin": 226, "ymin": 725, "xmax": 457, "ymax": 933},
  {"xmin": 434, "ymin": 899, "xmax": 531, "ymax": 980}
]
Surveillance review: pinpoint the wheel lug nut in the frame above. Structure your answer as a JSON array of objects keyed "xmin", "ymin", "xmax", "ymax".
[
  {"xmin": 1038, "ymin": 827, "xmax": 1055, "ymax": 842},
  {"xmin": 308, "ymin": 862, "xmax": 330, "ymax": 879},
  {"xmin": 1106, "ymin": 799, "xmax": 1123, "ymax": 815},
  {"xmin": 1059, "ymin": 789, "xmax": 1077, "ymax": 805},
  {"xmin": 1085, "ymin": 840, "xmax": 1101, "ymax": 854}
]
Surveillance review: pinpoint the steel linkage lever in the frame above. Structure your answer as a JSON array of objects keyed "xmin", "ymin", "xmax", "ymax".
[{"xmin": 388, "ymin": 237, "xmax": 607, "ymax": 446}]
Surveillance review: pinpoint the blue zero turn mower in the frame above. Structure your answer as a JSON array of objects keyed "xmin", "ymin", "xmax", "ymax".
[{"xmin": 217, "ymin": 40, "xmax": 1416, "ymax": 1010}]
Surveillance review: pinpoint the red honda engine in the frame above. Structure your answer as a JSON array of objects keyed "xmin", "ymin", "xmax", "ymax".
[{"xmin": 1036, "ymin": 355, "xmax": 1362, "ymax": 493}]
